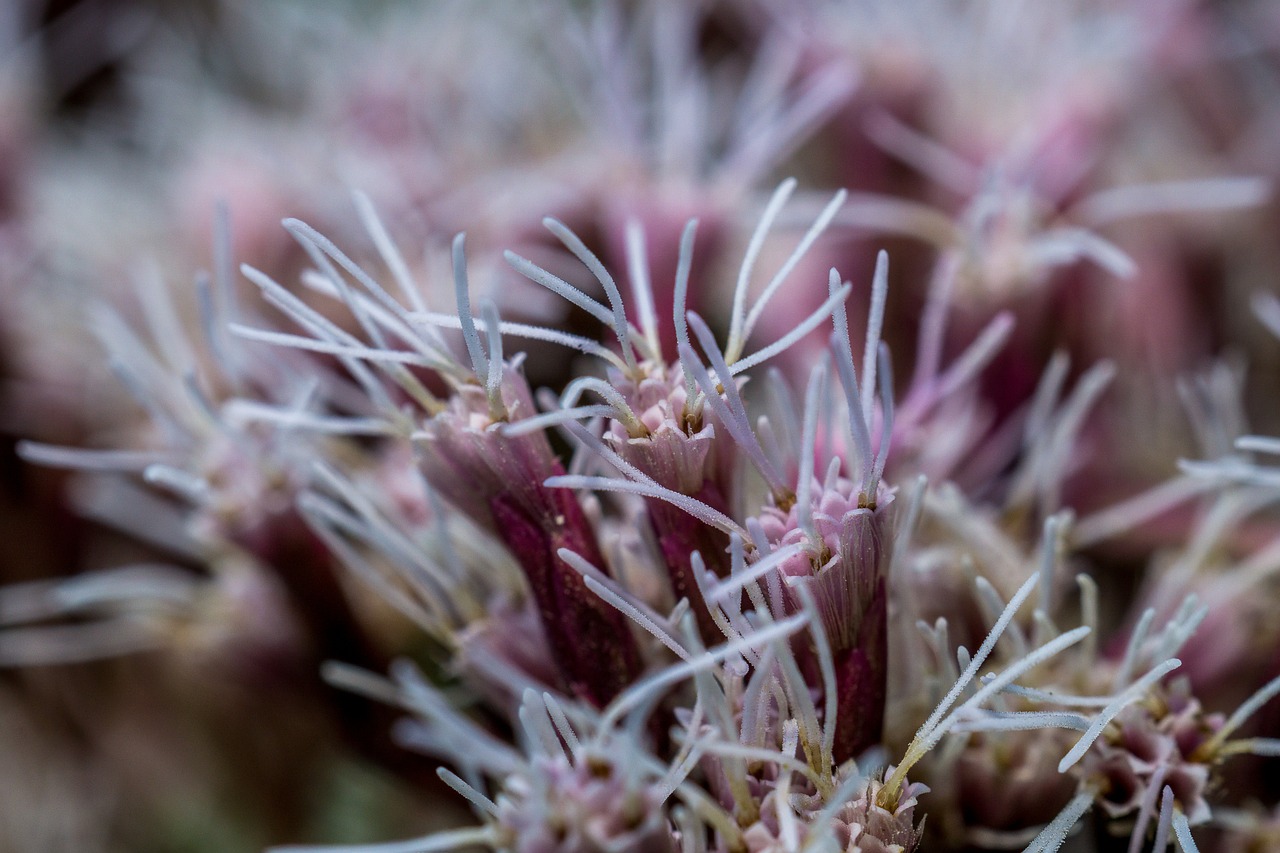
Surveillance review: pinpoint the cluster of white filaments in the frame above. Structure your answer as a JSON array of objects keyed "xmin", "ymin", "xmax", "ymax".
[
  {"xmin": 13, "ymin": 176, "xmax": 1280, "ymax": 853},
  {"xmin": 267, "ymin": 189, "xmax": 1211, "ymax": 852}
]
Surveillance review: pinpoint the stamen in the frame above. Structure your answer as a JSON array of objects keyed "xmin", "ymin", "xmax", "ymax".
[
  {"xmin": 1078, "ymin": 177, "xmax": 1270, "ymax": 226},
  {"xmin": 143, "ymin": 464, "xmax": 210, "ymax": 503},
  {"xmin": 697, "ymin": 740, "xmax": 823, "ymax": 789},
  {"xmin": 16, "ymin": 442, "xmax": 175, "ymax": 472},
  {"xmin": 480, "ymin": 300, "xmax": 505, "ymax": 418},
  {"xmin": 560, "ymin": 376, "xmax": 643, "ymax": 434},
  {"xmin": 886, "ymin": 580, "xmax": 1090, "ymax": 801},
  {"xmin": 829, "ymin": 270, "xmax": 874, "ymax": 482},
  {"xmin": 796, "ymin": 585, "xmax": 838, "ymax": 781},
  {"xmin": 0, "ymin": 565, "xmax": 195, "ymax": 622},
  {"xmin": 728, "ymin": 281, "xmax": 852, "ymax": 375},
  {"xmin": 722, "ymin": 56, "xmax": 855, "ymax": 184},
  {"xmin": 288, "ymin": 216, "xmax": 422, "ymax": 334},
  {"xmin": 546, "ymin": 475, "xmax": 744, "ymax": 538},
  {"xmin": 861, "ymin": 250, "xmax": 889, "ymax": 419},
  {"xmin": 1023, "ymin": 791, "xmax": 1094, "ymax": 853},
  {"xmin": 503, "ymin": 253, "xmax": 614, "ymax": 331},
  {"xmin": 452, "ymin": 233, "xmax": 490, "ymax": 383},
  {"xmin": 757, "ymin": 415, "xmax": 788, "ymax": 477},
  {"xmin": 866, "ymin": 110, "xmax": 977, "ymax": 191},
  {"xmin": 775, "ymin": 721, "xmax": 801, "ymax": 850},
  {"xmin": 684, "ymin": 314, "xmax": 789, "ymax": 496},
  {"xmin": 213, "ymin": 200, "xmax": 239, "ymax": 331},
  {"xmin": 390, "ymin": 659, "xmax": 523, "ymax": 774},
  {"xmin": 558, "ymin": 548, "xmax": 692, "ymax": 662},
  {"xmin": 1179, "ymin": 457, "xmax": 1280, "ymax": 491},
  {"xmin": 1037, "ymin": 514, "xmax": 1064, "ymax": 613},
  {"xmin": 975, "ymin": 576, "xmax": 1027, "ymax": 660},
  {"xmin": 1058, "ymin": 658, "xmax": 1183, "ymax": 772},
  {"xmin": 1151, "ymin": 599, "xmax": 1208, "ymax": 663},
  {"xmin": 912, "ymin": 251, "xmax": 961, "ymax": 389},
  {"xmin": 241, "ymin": 264, "xmax": 397, "ymax": 414},
  {"xmin": 1028, "ymin": 227, "xmax": 1136, "ymax": 278},
  {"xmin": 950, "ymin": 710, "xmax": 1091, "ymax": 733},
  {"xmin": 270, "ymin": 293, "xmax": 427, "ymax": 394},
  {"xmin": 412, "ymin": 311, "xmax": 625, "ymax": 370},
  {"xmin": 0, "ymin": 620, "xmax": 167, "ymax": 667},
  {"xmin": 224, "ymin": 400, "xmax": 396, "ymax": 436},
  {"xmin": 299, "ymin": 494, "xmax": 457, "ymax": 633},
  {"xmin": 919, "ymin": 618, "xmax": 957, "ymax": 685},
  {"xmin": 543, "ymin": 217, "xmax": 640, "ymax": 373},
  {"xmin": 681, "ymin": 627, "xmax": 757, "ymax": 818},
  {"xmin": 1077, "ymin": 574, "xmax": 1099, "ymax": 661},
  {"xmin": 1237, "ymin": 434, "xmax": 1280, "ymax": 456},
  {"xmin": 943, "ymin": 628, "xmax": 1091, "ymax": 743},
  {"xmin": 739, "ymin": 646, "xmax": 775, "ymax": 746},
  {"xmin": 599, "ymin": 612, "xmax": 808, "ymax": 731},
  {"xmin": 1073, "ymin": 477, "xmax": 1213, "ymax": 548},
  {"xmin": 1114, "ymin": 607, "xmax": 1156, "ymax": 689},
  {"xmin": 321, "ymin": 662, "xmax": 403, "ymax": 707},
  {"xmin": 672, "ymin": 219, "xmax": 700, "ymax": 401},
  {"xmin": 1218, "ymin": 738, "xmax": 1280, "ymax": 757},
  {"xmin": 1033, "ymin": 609, "xmax": 1059, "ymax": 650},
  {"xmin": 727, "ymin": 179, "xmax": 797, "ymax": 362},
  {"xmin": 352, "ymin": 190, "xmax": 428, "ymax": 314},
  {"xmin": 796, "ymin": 358, "xmax": 829, "ymax": 547},
  {"xmin": 1022, "ymin": 361, "xmax": 1117, "ymax": 513},
  {"xmin": 499, "ymin": 406, "xmax": 621, "ymax": 438},
  {"xmin": 1172, "ymin": 812, "xmax": 1200, "ymax": 853},
  {"xmin": 92, "ymin": 306, "xmax": 185, "ymax": 422},
  {"xmin": 1254, "ymin": 292, "xmax": 1280, "ymax": 339},
  {"xmin": 228, "ymin": 324, "xmax": 437, "ymax": 366},
  {"xmin": 1024, "ymin": 353, "xmax": 1071, "ymax": 452},
  {"xmin": 767, "ymin": 619, "xmax": 825, "ymax": 774},
  {"xmin": 436, "ymin": 768, "xmax": 498, "ymax": 818},
  {"xmin": 136, "ymin": 263, "xmax": 196, "ymax": 376},
  {"xmin": 919, "ymin": 572, "xmax": 1040, "ymax": 739},
  {"xmin": 624, "ymin": 219, "xmax": 662, "ymax": 361},
  {"xmin": 195, "ymin": 272, "xmax": 236, "ymax": 382},
  {"xmin": 1151, "ymin": 786, "xmax": 1175, "ymax": 853},
  {"xmin": 991, "ymin": 683, "xmax": 1113, "ymax": 708},
  {"xmin": 286, "ymin": 219, "xmax": 391, "ymax": 350},
  {"xmin": 835, "ymin": 191, "xmax": 958, "ymax": 242},
  {"xmin": 914, "ymin": 312, "xmax": 1015, "ymax": 418},
  {"xmin": 1203, "ymin": 671, "xmax": 1280, "ymax": 754},
  {"xmin": 541, "ymin": 693, "xmax": 582, "ymax": 755},
  {"xmin": 519, "ymin": 688, "xmax": 566, "ymax": 758},
  {"xmin": 868, "ymin": 343, "xmax": 895, "ymax": 497},
  {"xmin": 705, "ymin": 543, "xmax": 805, "ymax": 603},
  {"xmin": 736, "ymin": 188, "xmax": 847, "ymax": 363},
  {"xmin": 657, "ymin": 731, "xmax": 707, "ymax": 803}
]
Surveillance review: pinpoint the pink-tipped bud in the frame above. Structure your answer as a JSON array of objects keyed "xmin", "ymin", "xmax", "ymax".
[
  {"xmin": 606, "ymin": 364, "xmax": 734, "ymax": 639},
  {"xmin": 758, "ymin": 479, "xmax": 897, "ymax": 762}
]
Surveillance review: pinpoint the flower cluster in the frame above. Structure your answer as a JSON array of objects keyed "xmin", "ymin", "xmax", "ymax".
[{"xmin": 5, "ymin": 1, "xmax": 1280, "ymax": 852}]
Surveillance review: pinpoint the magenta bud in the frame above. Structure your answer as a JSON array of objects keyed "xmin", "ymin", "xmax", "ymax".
[
  {"xmin": 418, "ymin": 372, "xmax": 642, "ymax": 706},
  {"xmin": 762, "ymin": 483, "xmax": 896, "ymax": 762},
  {"xmin": 490, "ymin": 481, "xmax": 641, "ymax": 707}
]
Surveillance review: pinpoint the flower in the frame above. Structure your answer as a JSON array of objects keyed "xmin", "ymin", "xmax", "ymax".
[{"xmin": 7, "ymin": 1, "xmax": 1280, "ymax": 848}]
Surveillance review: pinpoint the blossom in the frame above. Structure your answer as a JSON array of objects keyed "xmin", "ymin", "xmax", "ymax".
[
  {"xmin": 8, "ymin": 2, "xmax": 1280, "ymax": 850},
  {"xmin": 10, "ymin": 175, "xmax": 1276, "ymax": 851}
]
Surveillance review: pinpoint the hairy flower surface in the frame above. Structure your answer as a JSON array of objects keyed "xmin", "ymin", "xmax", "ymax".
[{"xmin": 8, "ymin": 2, "xmax": 1280, "ymax": 850}]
